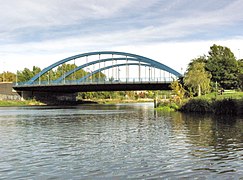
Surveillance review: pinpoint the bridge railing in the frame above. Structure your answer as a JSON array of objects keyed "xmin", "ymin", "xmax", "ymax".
[{"xmin": 15, "ymin": 77, "xmax": 174, "ymax": 86}]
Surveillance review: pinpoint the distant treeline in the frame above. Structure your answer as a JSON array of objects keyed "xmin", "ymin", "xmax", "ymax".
[{"xmin": 0, "ymin": 64, "xmax": 105, "ymax": 83}]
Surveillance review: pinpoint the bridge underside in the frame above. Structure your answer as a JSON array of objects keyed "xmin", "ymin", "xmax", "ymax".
[
  {"xmin": 13, "ymin": 82, "xmax": 171, "ymax": 93},
  {"xmin": 13, "ymin": 82, "xmax": 171, "ymax": 105}
]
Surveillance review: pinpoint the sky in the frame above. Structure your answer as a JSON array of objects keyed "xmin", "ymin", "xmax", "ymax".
[{"xmin": 1, "ymin": 0, "xmax": 243, "ymax": 74}]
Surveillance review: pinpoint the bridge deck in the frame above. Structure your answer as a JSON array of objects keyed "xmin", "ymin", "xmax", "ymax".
[{"xmin": 13, "ymin": 81, "xmax": 172, "ymax": 93}]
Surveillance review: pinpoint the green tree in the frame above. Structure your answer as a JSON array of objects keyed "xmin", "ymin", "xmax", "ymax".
[
  {"xmin": 238, "ymin": 59, "xmax": 243, "ymax": 89},
  {"xmin": 184, "ymin": 62, "xmax": 211, "ymax": 96},
  {"xmin": 54, "ymin": 64, "xmax": 106, "ymax": 82},
  {"xmin": 206, "ymin": 44, "xmax": 239, "ymax": 89},
  {"xmin": 0, "ymin": 71, "xmax": 16, "ymax": 82},
  {"xmin": 170, "ymin": 80, "xmax": 185, "ymax": 103},
  {"xmin": 17, "ymin": 66, "xmax": 41, "ymax": 82},
  {"xmin": 187, "ymin": 56, "xmax": 207, "ymax": 70}
]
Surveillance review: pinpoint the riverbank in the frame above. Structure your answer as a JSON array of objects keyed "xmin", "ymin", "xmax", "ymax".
[
  {"xmin": 96, "ymin": 98, "xmax": 154, "ymax": 104},
  {"xmin": 156, "ymin": 91, "xmax": 243, "ymax": 115},
  {"xmin": 179, "ymin": 98, "xmax": 243, "ymax": 115},
  {"xmin": 0, "ymin": 99, "xmax": 44, "ymax": 106},
  {"xmin": 0, "ymin": 98, "xmax": 154, "ymax": 106}
]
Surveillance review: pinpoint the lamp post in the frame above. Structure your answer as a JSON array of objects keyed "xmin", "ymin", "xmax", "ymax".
[
  {"xmin": 2, "ymin": 61, "xmax": 5, "ymax": 82},
  {"xmin": 16, "ymin": 70, "xmax": 18, "ymax": 85}
]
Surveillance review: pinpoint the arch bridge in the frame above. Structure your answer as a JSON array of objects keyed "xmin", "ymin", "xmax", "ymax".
[{"xmin": 13, "ymin": 51, "xmax": 181, "ymax": 104}]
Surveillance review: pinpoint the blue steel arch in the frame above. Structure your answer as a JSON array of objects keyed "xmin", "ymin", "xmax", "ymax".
[
  {"xmin": 26, "ymin": 51, "xmax": 181, "ymax": 85},
  {"xmin": 54, "ymin": 57, "xmax": 138, "ymax": 83},
  {"xmin": 77, "ymin": 63, "xmax": 149, "ymax": 83}
]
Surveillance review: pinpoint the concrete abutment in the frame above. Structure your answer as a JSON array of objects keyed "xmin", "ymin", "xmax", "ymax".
[{"xmin": 18, "ymin": 91, "xmax": 78, "ymax": 105}]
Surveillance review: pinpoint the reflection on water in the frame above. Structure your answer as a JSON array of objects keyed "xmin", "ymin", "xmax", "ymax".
[{"xmin": 0, "ymin": 103, "xmax": 242, "ymax": 179}]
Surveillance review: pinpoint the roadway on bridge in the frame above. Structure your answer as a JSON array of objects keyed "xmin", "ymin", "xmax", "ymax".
[{"xmin": 13, "ymin": 81, "xmax": 172, "ymax": 93}]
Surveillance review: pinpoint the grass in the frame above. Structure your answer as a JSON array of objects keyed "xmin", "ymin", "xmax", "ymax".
[
  {"xmin": 199, "ymin": 90, "xmax": 243, "ymax": 100},
  {"xmin": 0, "ymin": 99, "xmax": 44, "ymax": 106}
]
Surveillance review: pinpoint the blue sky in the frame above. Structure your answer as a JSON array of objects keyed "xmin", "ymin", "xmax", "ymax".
[{"xmin": 1, "ymin": 0, "xmax": 243, "ymax": 73}]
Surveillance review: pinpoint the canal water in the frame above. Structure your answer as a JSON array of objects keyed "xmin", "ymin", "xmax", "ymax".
[{"xmin": 0, "ymin": 103, "xmax": 242, "ymax": 179}]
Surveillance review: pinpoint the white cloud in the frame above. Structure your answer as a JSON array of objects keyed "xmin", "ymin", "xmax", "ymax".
[
  {"xmin": 1, "ymin": 0, "xmax": 243, "ymax": 37},
  {"xmin": 1, "ymin": 37, "xmax": 243, "ymax": 74},
  {"xmin": 1, "ymin": 0, "xmax": 243, "ymax": 76},
  {"xmin": 0, "ymin": 0, "xmax": 137, "ymax": 30}
]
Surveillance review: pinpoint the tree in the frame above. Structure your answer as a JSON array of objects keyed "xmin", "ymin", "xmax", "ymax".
[
  {"xmin": 206, "ymin": 44, "xmax": 239, "ymax": 89},
  {"xmin": 55, "ymin": 64, "xmax": 78, "ymax": 82},
  {"xmin": 17, "ymin": 66, "xmax": 42, "ymax": 83},
  {"xmin": 184, "ymin": 62, "xmax": 211, "ymax": 96},
  {"xmin": 170, "ymin": 80, "xmax": 185, "ymax": 103},
  {"xmin": 54, "ymin": 63, "xmax": 106, "ymax": 82},
  {"xmin": 238, "ymin": 59, "xmax": 243, "ymax": 90},
  {"xmin": 187, "ymin": 56, "xmax": 207, "ymax": 70},
  {"xmin": 0, "ymin": 71, "xmax": 16, "ymax": 82}
]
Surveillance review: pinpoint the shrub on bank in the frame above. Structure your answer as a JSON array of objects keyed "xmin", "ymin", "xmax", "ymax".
[
  {"xmin": 156, "ymin": 101, "xmax": 179, "ymax": 111},
  {"xmin": 179, "ymin": 98, "xmax": 243, "ymax": 115},
  {"xmin": 179, "ymin": 99, "xmax": 212, "ymax": 113},
  {"xmin": 213, "ymin": 98, "xmax": 237, "ymax": 115}
]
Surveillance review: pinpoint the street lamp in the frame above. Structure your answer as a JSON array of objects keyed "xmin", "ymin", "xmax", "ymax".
[
  {"xmin": 16, "ymin": 70, "xmax": 18, "ymax": 85},
  {"xmin": 2, "ymin": 61, "xmax": 5, "ymax": 82}
]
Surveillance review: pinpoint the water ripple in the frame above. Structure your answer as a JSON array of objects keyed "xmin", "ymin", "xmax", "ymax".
[{"xmin": 0, "ymin": 104, "xmax": 242, "ymax": 179}]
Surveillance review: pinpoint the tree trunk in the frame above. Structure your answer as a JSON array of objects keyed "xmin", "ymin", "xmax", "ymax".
[{"xmin": 198, "ymin": 84, "xmax": 201, "ymax": 96}]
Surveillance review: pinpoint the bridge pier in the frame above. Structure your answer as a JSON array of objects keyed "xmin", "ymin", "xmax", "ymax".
[{"xmin": 18, "ymin": 91, "xmax": 78, "ymax": 105}]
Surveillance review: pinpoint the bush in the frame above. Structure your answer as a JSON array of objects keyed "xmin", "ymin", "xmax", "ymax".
[
  {"xmin": 179, "ymin": 98, "xmax": 243, "ymax": 115},
  {"xmin": 180, "ymin": 99, "xmax": 212, "ymax": 113},
  {"xmin": 237, "ymin": 99, "xmax": 243, "ymax": 115},
  {"xmin": 212, "ymin": 98, "xmax": 237, "ymax": 115},
  {"xmin": 156, "ymin": 101, "xmax": 179, "ymax": 111}
]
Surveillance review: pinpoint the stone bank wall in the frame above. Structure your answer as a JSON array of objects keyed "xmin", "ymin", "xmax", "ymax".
[{"xmin": 0, "ymin": 82, "xmax": 21, "ymax": 100}]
